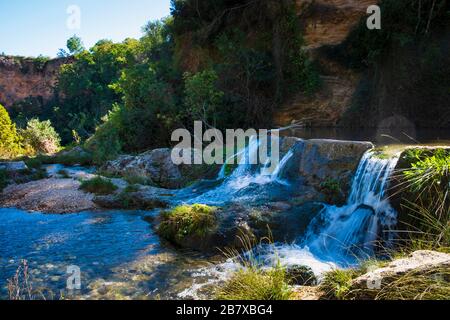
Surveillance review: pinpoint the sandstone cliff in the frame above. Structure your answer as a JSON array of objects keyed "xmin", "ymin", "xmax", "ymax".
[
  {"xmin": 0, "ymin": 56, "xmax": 71, "ymax": 108},
  {"xmin": 275, "ymin": 0, "xmax": 374, "ymax": 127}
]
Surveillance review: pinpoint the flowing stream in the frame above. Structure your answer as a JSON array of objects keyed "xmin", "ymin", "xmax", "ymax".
[{"xmin": 0, "ymin": 141, "xmax": 402, "ymax": 299}]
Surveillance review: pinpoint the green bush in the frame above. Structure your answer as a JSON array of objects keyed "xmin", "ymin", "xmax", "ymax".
[
  {"xmin": 79, "ymin": 177, "xmax": 118, "ymax": 195},
  {"xmin": 216, "ymin": 266, "xmax": 293, "ymax": 300},
  {"xmin": 158, "ymin": 204, "xmax": 217, "ymax": 242},
  {"xmin": 0, "ymin": 104, "xmax": 22, "ymax": 159},
  {"xmin": 20, "ymin": 118, "xmax": 61, "ymax": 155}
]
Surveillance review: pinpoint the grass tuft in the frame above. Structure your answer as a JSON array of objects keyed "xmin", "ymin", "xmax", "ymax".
[
  {"xmin": 158, "ymin": 204, "xmax": 217, "ymax": 242},
  {"xmin": 319, "ymin": 269, "xmax": 362, "ymax": 300},
  {"xmin": 79, "ymin": 177, "xmax": 118, "ymax": 195},
  {"xmin": 216, "ymin": 266, "xmax": 294, "ymax": 300}
]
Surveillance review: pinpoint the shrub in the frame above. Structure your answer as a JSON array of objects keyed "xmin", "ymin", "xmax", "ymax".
[
  {"xmin": 84, "ymin": 105, "xmax": 123, "ymax": 165},
  {"xmin": 79, "ymin": 177, "xmax": 118, "ymax": 195},
  {"xmin": 216, "ymin": 266, "xmax": 293, "ymax": 300},
  {"xmin": 20, "ymin": 118, "xmax": 61, "ymax": 155},
  {"xmin": 0, "ymin": 104, "xmax": 22, "ymax": 159},
  {"xmin": 158, "ymin": 204, "xmax": 217, "ymax": 242}
]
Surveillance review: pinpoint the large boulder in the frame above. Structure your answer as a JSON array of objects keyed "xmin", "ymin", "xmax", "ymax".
[
  {"xmin": 102, "ymin": 149, "xmax": 183, "ymax": 189},
  {"xmin": 298, "ymin": 139, "xmax": 373, "ymax": 197},
  {"xmin": 154, "ymin": 202, "xmax": 324, "ymax": 254},
  {"xmin": 350, "ymin": 251, "xmax": 450, "ymax": 299}
]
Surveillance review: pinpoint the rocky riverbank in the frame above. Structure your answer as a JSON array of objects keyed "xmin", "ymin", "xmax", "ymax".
[{"xmin": 0, "ymin": 178, "xmax": 97, "ymax": 214}]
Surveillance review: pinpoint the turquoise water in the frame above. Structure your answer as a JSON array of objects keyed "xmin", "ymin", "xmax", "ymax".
[{"xmin": 0, "ymin": 208, "xmax": 204, "ymax": 299}]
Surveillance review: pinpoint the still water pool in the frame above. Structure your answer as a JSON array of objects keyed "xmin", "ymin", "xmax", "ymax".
[{"xmin": 0, "ymin": 208, "xmax": 216, "ymax": 300}]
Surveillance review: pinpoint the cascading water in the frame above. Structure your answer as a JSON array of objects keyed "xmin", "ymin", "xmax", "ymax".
[
  {"xmin": 178, "ymin": 150, "xmax": 402, "ymax": 297},
  {"xmin": 257, "ymin": 151, "xmax": 401, "ymax": 274},
  {"xmin": 303, "ymin": 152, "xmax": 399, "ymax": 265},
  {"xmin": 188, "ymin": 137, "xmax": 296, "ymax": 205}
]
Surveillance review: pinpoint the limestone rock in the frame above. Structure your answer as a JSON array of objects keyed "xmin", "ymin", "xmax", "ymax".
[
  {"xmin": 352, "ymin": 250, "xmax": 450, "ymax": 292},
  {"xmin": 102, "ymin": 148, "xmax": 183, "ymax": 189}
]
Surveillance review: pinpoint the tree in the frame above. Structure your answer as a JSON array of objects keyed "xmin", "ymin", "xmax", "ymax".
[
  {"xmin": 0, "ymin": 104, "xmax": 21, "ymax": 158},
  {"xmin": 184, "ymin": 69, "xmax": 224, "ymax": 127},
  {"xmin": 67, "ymin": 35, "xmax": 84, "ymax": 54},
  {"xmin": 58, "ymin": 35, "xmax": 85, "ymax": 57}
]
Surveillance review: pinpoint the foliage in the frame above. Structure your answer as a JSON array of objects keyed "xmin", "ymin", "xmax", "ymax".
[
  {"xmin": 79, "ymin": 177, "xmax": 118, "ymax": 195},
  {"xmin": 400, "ymin": 148, "xmax": 449, "ymax": 249},
  {"xmin": 321, "ymin": 264, "xmax": 450, "ymax": 300},
  {"xmin": 85, "ymin": 105, "xmax": 123, "ymax": 165},
  {"xmin": 183, "ymin": 69, "xmax": 224, "ymax": 127},
  {"xmin": 124, "ymin": 184, "xmax": 140, "ymax": 193},
  {"xmin": 33, "ymin": 55, "xmax": 50, "ymax": 71},
  {"xmin": 55, "ymin": 38, "xmax": 139, "ymax": 142},
  {"xmin": 320, "ymin": 269, "xmax": 362, "ymax": 300},
  {"xmin": 0, "ymin": 104, "xmax": 22, "ymax": 159},
  {"xmin": 216, "ymin": 265, "xmax": 293, "ymax": 300},
  {"xmin": 320, "ymin": 178, "xmax": 343, "ymax": 204},
  {"xmin": 340, "ymin": 0, "xmax": 450, "ymax": 128},
  {"xmin": 158, "ymin": 204, "xmax": 217, "ymax": 242},
  {"xmin": 58, "ymin": 35, "xmax": 85, "ymax": 57},
  {"xmin": 171, "ymin": 0, "xmax": 320, "ymax": 129},
  {"xmin": 20, "ymin": 118, "xmax": 61, "ymax": 155},
  {"xmin": 403, "ymin": 148, "xmax": 449, "ymax": 200}
]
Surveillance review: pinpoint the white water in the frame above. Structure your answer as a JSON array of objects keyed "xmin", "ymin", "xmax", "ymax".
[
  {"xmin": 238, "ymin": 152, "xmax": 399, "ymax": 274},
  {"xmin": 179, "ymin": 151, "xmax": 401, "ymax": 298},
  {"xmin": 189, "ymin": 137, "xmax": 294, "ymax": 205},
  {"xmin": 304, "ymin": 152, "xmax": 399, "ymax": 265}
]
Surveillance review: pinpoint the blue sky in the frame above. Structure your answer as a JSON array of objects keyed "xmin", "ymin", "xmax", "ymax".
[{"xmin": 0, "ymin": 0, "xmax": 171, "ymax": 57}]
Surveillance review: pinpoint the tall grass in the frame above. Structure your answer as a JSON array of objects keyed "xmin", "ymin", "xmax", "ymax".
[
  {"xmin": 215, "ymin": 233, "xmax": 294, "ymax": 301},
  {"xmin": 399, "ymin": 148, "xmax": 449, "ymax": 251}
]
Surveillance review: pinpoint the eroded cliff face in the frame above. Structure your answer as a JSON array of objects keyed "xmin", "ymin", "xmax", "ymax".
[
  {"xmin": 0, "ymin": 56, "xmax": 71, "ymax": 108},
  {"xmin": 275, "ymin": 0, "xmax": 375, "ymax": 127}
]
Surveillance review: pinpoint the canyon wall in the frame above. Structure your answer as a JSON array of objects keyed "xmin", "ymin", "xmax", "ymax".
[{"xmin": 0, "ymin": 56, "xmax": 71, "ymax": 108}]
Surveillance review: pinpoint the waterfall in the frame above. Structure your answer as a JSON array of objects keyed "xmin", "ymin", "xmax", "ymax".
[
  {"xmin": 190, "ymin": 137, "xmax": 296, "ymax": 205},
  {"xmin": 304, "ymin": 152, "xmax": 400, "ymax": 265}
]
